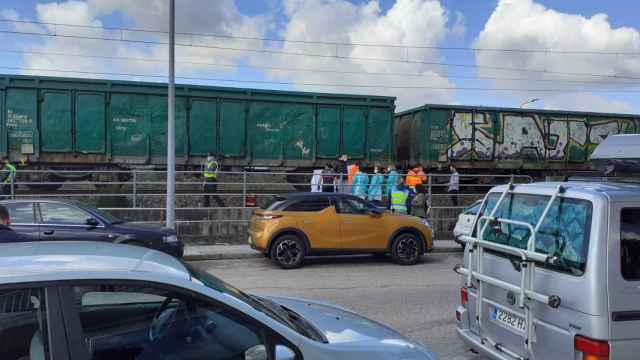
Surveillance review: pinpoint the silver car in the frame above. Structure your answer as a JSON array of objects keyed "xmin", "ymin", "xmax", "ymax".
[
  {"xmin": 455, "ymin": 180, "xmax": 640, "ymax": 360},
  {"xmin": 0, "ymin": 241, "xmax": 437, "ymax": 360}
]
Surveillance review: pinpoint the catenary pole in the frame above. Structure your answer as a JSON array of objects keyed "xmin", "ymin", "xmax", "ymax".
[{"xmin": 166, "ymin": 0, "xmax": 176, "ymax": 229}]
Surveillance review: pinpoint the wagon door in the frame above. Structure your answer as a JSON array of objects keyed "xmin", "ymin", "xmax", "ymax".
[{"xmin": 608, "ymin": 204, "xmax": 640, "ymax": 358}]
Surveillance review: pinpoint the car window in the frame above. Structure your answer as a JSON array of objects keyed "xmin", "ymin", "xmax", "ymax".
[
  {"xmin": 4, "ymin": 202, "xmax": 35, "ymax": 224},
  {"xmin": 621, "ymin": 208, "xmax": 640, "ymax": 281},
  {"xmin": 71, "ymin": 284, "xmax": 267, "ymax": 360},
  {"xmin": 0, "ymin": 287, "xmax": 50, "ymax": 360},
  {"xmin": 284, "ymin": 197, "xmax": 331, "ymax": 212},
  {"xmin": 337, "ymin": 197, "xmax": 376, "ymax": 215},
  {"xmin": 266, "ymin": 199, "xmax": 287, "ymax": 211},
  {"xmin": 39, "ymin": 203, "xmax": 91, "ymax": 225},
  {"xmin": 478, "ymin": 193, "xmax": 592, "ymax": 276}
]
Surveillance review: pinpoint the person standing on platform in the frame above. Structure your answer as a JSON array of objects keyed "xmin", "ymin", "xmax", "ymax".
[
  {"xmin": 385, "ymin": 164, "xmax": 399, "ymax": 208},
  {"xmin": 390, "ymin": 181, "xmax": 410, "ymax": 214},
  {"xmin": 367, "ymin": 166, "xmax": 384, "ymax": 206},
  {"xmin": 352, "ymin": 166, "xmax": 369, "ymax": 199},
  {"xmin": 310, "ymin": 168, "xmax": 323, "ymax": 192},
  {"xmin": 448, "ymin": 164, "xmax": 460, "ymax": 207},
  {"xmin": 202, "ymin": 154, "xmax": 224, "ymax": 208},
  {"xmin": 322, "ymin": 164, "xmax": 336, "ymax": 192},
  {"xmin": 1, "ymin": 157, "xmax": 16, "ymax": 200},
  {"xmin": 405, "ymin": 164, "xmax": 426, "ymax": 215}
]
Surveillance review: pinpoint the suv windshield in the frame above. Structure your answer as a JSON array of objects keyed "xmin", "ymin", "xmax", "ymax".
[{"xmin": 477, "ymin": 193, "xmax": 593, "ymax": 276}]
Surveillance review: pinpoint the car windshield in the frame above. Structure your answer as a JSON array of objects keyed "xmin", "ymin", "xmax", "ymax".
[
  {"xmin": 477, "ymin": 192, "xmax": 593, "ymax": 276},
  {"xmin": 185, "ymin": 264, "xmax": 324, "ymax": 341}
]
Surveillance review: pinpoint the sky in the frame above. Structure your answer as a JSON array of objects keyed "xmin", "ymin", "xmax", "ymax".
[{"xmin": 0, "ymin": 0, "xmax": 639, "ymax": 113}]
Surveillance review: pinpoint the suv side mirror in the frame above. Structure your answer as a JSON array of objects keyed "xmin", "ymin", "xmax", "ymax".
[
  {"xmin": 86, "ymin": 218, "xmax": 99, "ymax": 228},
  {"xmin": 368, "ymin": 208, "xmax": 383, "ymax": 216}
]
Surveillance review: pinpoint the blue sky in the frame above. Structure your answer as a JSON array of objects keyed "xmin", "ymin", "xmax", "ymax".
[{"xmin": 1, "ymin": 0, "xmax": 639, "ymax": 113}]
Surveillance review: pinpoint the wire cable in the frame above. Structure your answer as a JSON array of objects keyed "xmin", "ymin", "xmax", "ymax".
[
  {"xmin": 2, "ymin": 48, "xmax": 638, "ymax": 84},
  {"xmin": 3, "ymin": 65, "xmax": 640, "ymax": 93},
  {"xmin": 2, "ymin": 29, "xmax": 639, "ymax": 80},
  {"xmin": 1, "ymin": 18, "xmax": 638, "ymax": 55}
]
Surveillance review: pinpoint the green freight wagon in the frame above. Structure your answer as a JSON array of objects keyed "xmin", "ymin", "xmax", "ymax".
[
  {"xmin": 0, "ymin": 74, "xmax": 396, "ymax": 172},
  {"xmin": 395, "ymin": 104, "xmax": 640, "ymax": 172}
]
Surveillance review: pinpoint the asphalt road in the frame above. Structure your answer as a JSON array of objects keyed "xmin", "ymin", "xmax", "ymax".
[{"xmin": 189, "ymin": 253, "xmax": 485, "ymax": 360}]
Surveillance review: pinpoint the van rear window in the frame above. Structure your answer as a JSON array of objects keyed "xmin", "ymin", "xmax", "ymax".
[
  {"xmin": 478, "ymin": 193, "xmax": 592, "ymax": 276},
  {"xmin": 621, "ymin": 208, "xmax": 640, "ymax": 281}
]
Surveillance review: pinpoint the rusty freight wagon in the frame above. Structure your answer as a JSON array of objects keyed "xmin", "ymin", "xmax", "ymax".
[
  {"xmin": 395, "ymin": 104, "xmax": 640, "ymax": 174},
  {"xmin": 0, "ymin": 74, "xmax": 396, "ymax": 185}
]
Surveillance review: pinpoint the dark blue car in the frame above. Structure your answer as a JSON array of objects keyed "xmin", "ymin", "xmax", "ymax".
[{"xmin": 0, "ymin": 199, "xmax": 183, "ymax": 258}]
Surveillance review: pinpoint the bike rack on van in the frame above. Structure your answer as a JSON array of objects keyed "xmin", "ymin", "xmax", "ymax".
[{"xmin": 455, "ymin": 183, "xmax": 564, "ymax": 358}]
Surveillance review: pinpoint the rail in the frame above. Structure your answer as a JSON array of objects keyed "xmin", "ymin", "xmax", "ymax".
[{"xmin": 0, "ymin": 169, "xmax": 533, "ymax": 240}]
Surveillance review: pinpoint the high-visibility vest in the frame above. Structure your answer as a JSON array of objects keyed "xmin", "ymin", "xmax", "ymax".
[
  {"xmin": 406, "ymin": 170, "xmax": 422, "ymax": 187},
  {"xmin": 2, "ymin": 163, "xmax": 16, "ymax": 184},
  {"xmin": 391, "ymin": 189, "xmax": 409, "ymax": 214},
  {"xmin": 347, "ymin": 164, "xmax": 359, "ymax": 185},
  {"xmin": 203, "ymin": 161, "xmax": 218, "ymax": 179}
]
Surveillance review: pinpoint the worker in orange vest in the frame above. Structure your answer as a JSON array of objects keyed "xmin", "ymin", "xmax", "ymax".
[{"xmin": 405, "ymin": 164, "xmax": 426, "ymax": 215}]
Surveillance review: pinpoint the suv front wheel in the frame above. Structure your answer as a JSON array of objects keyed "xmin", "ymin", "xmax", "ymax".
[
  {"xmin": 270, "ymin": 235, "xmax": 306, "ymax": 269},
  {"xmin": 391, "ymin": 232, "xmax": 423, "ymax": 265}
]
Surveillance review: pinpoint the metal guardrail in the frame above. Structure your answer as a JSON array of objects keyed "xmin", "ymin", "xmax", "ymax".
[{"xmin": 1, "ymin": 169, "xmax": 533, "ymax": 235}]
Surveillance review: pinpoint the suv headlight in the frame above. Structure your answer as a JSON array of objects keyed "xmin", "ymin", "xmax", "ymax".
[
  {"xmin": 163, "ymin": 234, "xmax": 179, "ymax": 243},
  {"xmin": 421, "ymin": 218, "xmax": 431, "ymax": 228}
]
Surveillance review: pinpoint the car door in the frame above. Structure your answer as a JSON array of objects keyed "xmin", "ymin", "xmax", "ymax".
[
  {"xmin": 58, "ymin": 280, "xmax": 301, "ymax": 360},
  {"xmin": 335, "ymin": 196, "xmax": 386, "ymax": 250},
  {"xmin": 3, "ymin": 201, "xmax": 39, "ymax": 240},
  {"xmin": 285, "ymin": 196, "xmax": 341, "ymax": 250},
  {"xmin": 37, "ymin": 202, "xmax": 107, "ymax": 241},
  {"xmin": 0, "ymin": 284, "xmax": 69, "ymax": 360}
]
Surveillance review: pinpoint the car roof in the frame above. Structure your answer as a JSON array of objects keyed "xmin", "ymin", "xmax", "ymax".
[
  {"xmin": 490, "ymin": 181, "xmax": 640, "ymax": 201},
  {"xmin": 0, "ymin": 242, "xmax": 190, "ymax": 284},
  {"xmin": 281, "ymin": 192, "xmax": 362, "ymax": 200}
]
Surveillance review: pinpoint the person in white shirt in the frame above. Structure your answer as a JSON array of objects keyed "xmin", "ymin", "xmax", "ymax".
[{"xmin": 448, "ymin": 164, "xmax": 460, "ymax": 207}]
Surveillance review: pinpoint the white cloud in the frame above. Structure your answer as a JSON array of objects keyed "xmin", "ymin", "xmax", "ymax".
[
  {"xmin": 261, "ymin": 0, "xmax": 460, "ymax": 110},
  {"xmin": 2, "ymin": 0, "xmax": 461, "ymax": 111},
  {"xmin": 543, "ymin": 93, "xmax": 634, "ymax": 114},
  {"xmin": 474, "ymin": 0, "xmax": 640, "ymax": 112},
  {"xmin": 3, "ymin": 0, "xmax": 268, "ymax": 81}
]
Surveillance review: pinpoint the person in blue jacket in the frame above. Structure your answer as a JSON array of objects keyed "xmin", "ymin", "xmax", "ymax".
[
  {"xmin": 385, "ymin": 164, "xmax": 400, "ymax": 208},
  {"xmin": 367, "ymin": 166, "xmax": 385, "ymax": 205},
  {"xmin": 352, "ymin": 166, "xmax": 369, "ymax": 199}
]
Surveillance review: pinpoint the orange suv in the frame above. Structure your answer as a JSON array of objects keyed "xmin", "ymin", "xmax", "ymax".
[{"xmin": 249, "ymin": 193, "xmax": 433, "ymax": 268}]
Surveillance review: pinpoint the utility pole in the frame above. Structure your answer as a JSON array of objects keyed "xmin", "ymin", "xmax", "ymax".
[{"xmin": 166, "ymin": 0, "xmax": 176, "ymax": 229}]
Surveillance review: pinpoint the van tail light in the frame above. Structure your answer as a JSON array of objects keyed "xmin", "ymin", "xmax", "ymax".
[
  {"xmin": 461, "ymin": 287, "xmax": 469, "ymax": 307},
  {"xmin": 575, "ymin": 335, "xmax": 609, "ymax": 360}
]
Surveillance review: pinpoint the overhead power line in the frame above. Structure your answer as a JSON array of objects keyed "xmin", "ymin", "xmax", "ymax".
[
  {"xmin": 3, "ymin": 65, "xmax": 640, "ymax": 93},
  {"xmin": 2, "ymin": 48, "xmax": 639, "ymax": 84},
  {"xmin": 1, "ymin": 18, "xmax": 638, "ymax": 55},
  {"xmin": 2, "ymin": 29, "xmax": 640, "ymax": 81}
]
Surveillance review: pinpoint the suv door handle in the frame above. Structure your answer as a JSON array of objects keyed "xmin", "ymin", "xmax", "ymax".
[
  {"xmin": 343, "ymin": 221, "xmax": 353, "ymax": 224},
  {"xmin": 43, "ymin": 230, "xmax": 55, "ymax": 235}
]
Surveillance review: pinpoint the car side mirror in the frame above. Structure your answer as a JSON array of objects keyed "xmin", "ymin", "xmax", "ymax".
[
  {"xmin": 275, "ymin": 345, "xmax": 296, "ymax": 360},
  {"xmin": 86, "ymin": 218, "xmax": 99, "ymax": 228},
  {"xmin": 368, "ymin": 208, "xmax": 383, "ymax": 217},
  {"xmin": 244, "ymin": 344, "xmax": 295, "ymax": 360},
  {"xmin": 244, "ymin": 345, "xmax": 267, "ymax": 360}
]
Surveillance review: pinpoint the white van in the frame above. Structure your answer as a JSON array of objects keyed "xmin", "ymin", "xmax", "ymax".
[{"xmin": 454, "ymin": 135, "xmax": 640, "ymax": 360}]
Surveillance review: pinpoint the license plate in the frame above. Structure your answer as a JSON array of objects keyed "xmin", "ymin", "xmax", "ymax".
[{"xmin": 491, "ymin": 307, "xmax": 526, "ymax": 333}]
